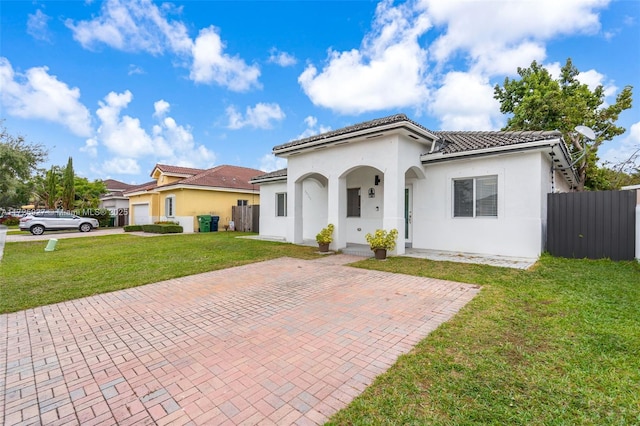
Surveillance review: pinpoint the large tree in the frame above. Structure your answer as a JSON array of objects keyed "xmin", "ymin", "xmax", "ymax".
[
  {"xmin": 494, "ymin": 58, "xmax": 633, "ymax": 190},
  {"xmin": 61, "ymin": 157, "xmax": 75, "ymax": 210},
  {"xmin": 45, "ymin": 166, "xmax": 62, "ymax": 209},
  {"xmin": 74, "ymin": 177, "xmax": 107, "ymax": 209},
  {"xmin": 0, "ymin": 122, "xmax": 48, "ymax": 207}
]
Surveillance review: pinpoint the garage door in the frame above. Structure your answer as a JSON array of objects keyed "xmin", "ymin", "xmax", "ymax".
[{"xmin": 133, "ymin": 204, "xmax": 151, "ymax": 225}]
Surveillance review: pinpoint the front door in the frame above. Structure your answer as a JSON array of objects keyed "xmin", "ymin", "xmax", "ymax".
[{"xmin": 404, "ymin": 186, "xmax": 412, "ymax": 247}]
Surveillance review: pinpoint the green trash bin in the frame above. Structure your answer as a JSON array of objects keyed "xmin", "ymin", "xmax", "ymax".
[{"xmin": 197, "ymin": 215, "xmax": 212, "ymax": 232}]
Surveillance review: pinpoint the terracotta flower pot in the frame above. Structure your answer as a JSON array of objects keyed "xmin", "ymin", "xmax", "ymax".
[
  {"xmin": 374, "ymin": 248, "xmax": 387, "ymax": 260},
  {"xmin": 318, "ymin": 243, "xmax": 330, "ymax": 252}
]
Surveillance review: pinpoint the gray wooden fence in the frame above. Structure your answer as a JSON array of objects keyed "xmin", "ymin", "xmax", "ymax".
[
  {"xmin": 546, "ymin": 190, "xmax": 636, "ymax": 261},
  {"xmin": 232, "ymin": 205, "xmax": 260, "ymax": 233}
]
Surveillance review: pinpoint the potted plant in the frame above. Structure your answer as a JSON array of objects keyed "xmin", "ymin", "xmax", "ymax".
[
  {"xmin": 365, "ymin": 228, "xmax": 398, "ymax": 260},
  {"xmin": 316, "ymin": 223, "xmax": 335, "ymax": 252}
]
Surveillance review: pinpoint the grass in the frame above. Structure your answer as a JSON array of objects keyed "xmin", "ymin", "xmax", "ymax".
[
  {"xmin": 2, "ymin": 234, "xmax": 639, "ymax": 424},
  {"xmin": 0, "ymin": 232, "xmax": 319, "ymax": 313},
  {"xmin": 327, "ymin": 255, "xmax": 640, "ymax": 425}
]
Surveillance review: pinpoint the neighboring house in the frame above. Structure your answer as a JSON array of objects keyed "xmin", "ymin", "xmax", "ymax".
[
  {"xmin": 99, "ymin": 179, "xmax": 140, "ymax": 226},
  {"xmin": 250, "ymin": 114, "xmax": 578, "ymax": 259},
  {"xmin": 125, "ymin": 164, "xmax": 262, "ymax": 233}
]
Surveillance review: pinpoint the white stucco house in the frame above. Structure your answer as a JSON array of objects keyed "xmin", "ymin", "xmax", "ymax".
[{"xmin": 250, "ymin": 114, "xmax": 578, "ymax": 259}]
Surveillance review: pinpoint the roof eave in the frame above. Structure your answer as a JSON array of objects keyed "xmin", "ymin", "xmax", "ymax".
[
  {"xmin": 249, "ymin": 175, "xmax": 288, "ymax": 185},
  {"xmin": 421, "ymin": 138, "xmax": 579, "ymax": 186},
  {"xmin": 155, "ymin": 183, "xmax": 259, "ymax": 193},
  {"xmin": 274, "ymin": 122, "xmax": 437, "ymax": 156}
]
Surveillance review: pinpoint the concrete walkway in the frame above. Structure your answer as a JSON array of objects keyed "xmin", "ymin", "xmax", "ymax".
[{"xmin": 0, "ymin": 255, "xmax": 480, "ymax": 425}]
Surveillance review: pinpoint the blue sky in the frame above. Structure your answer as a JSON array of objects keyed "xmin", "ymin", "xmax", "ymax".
[{"xmin": 1, "ymin": 0, "xmax": 639, "ymax": 184}]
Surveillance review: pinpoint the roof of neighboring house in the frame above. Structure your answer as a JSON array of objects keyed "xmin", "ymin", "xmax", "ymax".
[
  {"xmin": 432, "ymin": 130, "xmax": 563, "ymax": 154},
  {"xmin": 162, "ymin": 165, "xmax": 264, "ymax": 191},
  {"xmin": 100, "ymin": 179, "xmax": 141, "ymax": 199},
  {"xmin": 103, "ymin": 179, "xmax": 137, "ymax": 190},
  {"xmin": 125, "ymin": 165, "xmax": 264, "ymax": 194},
  {"xmin": 152, "ymin": 164, "xmax": 205, "ymax": 177},
  {"xmin": 273, "ymin": 113, "xmax": 433, "ymax": 152}
]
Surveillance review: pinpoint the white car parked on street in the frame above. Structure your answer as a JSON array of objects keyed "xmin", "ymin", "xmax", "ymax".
[{"xmin": 19, "ymin": 211, "xmax": 100, "ymax": 235}]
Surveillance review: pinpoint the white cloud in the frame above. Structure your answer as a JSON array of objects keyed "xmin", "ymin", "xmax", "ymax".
[
  {"xmin": 66, "ymin": 0, "xmax": 260, "ymax": 91},
  {"xmin": 80, "ymin": 137, "xmax": 99, "ymax": 157},
  {"xmin": 128, "ymin": 64, "xmax": 145, "ymax": 75},
  {"xmin": 65, "ymin": 0, "xmax": 191, "ymax": 54},
  {"xmin": 259, "ymin": 153, "xmax": 287, "ymax": 172},
  {"xmin": 298, "ymin": 0, "xmax": 431, "ymax": 114},
  {"xmin": 102, "ymin": 157, "xmax": 141, "ymax": 175},
  {"xmin": 424, "ymin": 0, "xmax": 608, "ymax": 75},
  {"xmin": 430, "ymin": 71, "xmax": 502, "ymax": 130},
  {"xmin": 0, "ymin": 57, "xmax": 92, "ymax": 136},
  {"xmin": 296, "ymin": 115, "xmax": 331, "ymax": 139},
  {"xmin": 95, "ymin": 90, "xmax": 158, "ymax": 157},
  {"xmin": 577, "ymin": 69, "xmax": 618, "ymax": 98},
  {"xmin": 600, "ymin": 121, "xmax": 640, "ymax": 171},
  {"xmin": 226, "ymin": 103, "xmax": 285, "ymax": 129},
  {"xmin": 268, "ymin": 48, "xmax": 297, "ymax": 67},
  {"xmin": 153, "ymin": 99, "xmax": 170, "ymax": 117},
  {"xmin": 94, "ymin": 92, "xmax": 216, "ymax": 170},
  {"xmin": 470, "ymin": 42, "xmax": 547, "ymax": 76},
  {"xmin": 190, "ymin": 26, "xmax": 261, "ymax": 91},
  {"xmin": 27, "ymin": 9, "xmax": 52, "ymax": 42}
]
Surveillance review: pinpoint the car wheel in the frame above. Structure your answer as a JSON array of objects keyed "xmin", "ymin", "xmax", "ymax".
[
  {"xmin": 79, "ymin": 223, "xmax": 92, "ymax": 232},
  {"xmin": 31, "ymin": 225, "xmax": 45, "ymax": 235}
]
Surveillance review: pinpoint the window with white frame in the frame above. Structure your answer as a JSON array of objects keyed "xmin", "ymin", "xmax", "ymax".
[
  {"xmin": 276, "ymin": 193, "xmax": 287, "ymax": 217},
  {"xmin": 165, "ymin": 196, "xmax": 175, "ymax": 217},
  {"xmin": 453, "ymin": 176, "xmax": 497, "ymax": 217},
  {"xmin": 237, "ymin": 199, "xmax": 248, "ymax": 206}
]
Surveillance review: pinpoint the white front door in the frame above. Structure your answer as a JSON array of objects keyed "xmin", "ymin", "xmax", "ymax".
[{"xmin": 405, "ymin": 186, "xmax": 413, "ymax": 247}]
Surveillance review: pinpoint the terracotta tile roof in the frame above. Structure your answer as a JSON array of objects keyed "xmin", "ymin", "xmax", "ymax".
[
  {"xmin": 161, "ymin": 165, "xmax": 264, "ymax": 191},
  {"xmin": 103, "ymin": 179, "xmax": 136, "ymax": 190},
  {"xmin": 273, "ymin": 113, "xmax": 433, "ymax": 152},
  {"xmin": 123, "ymin": 180, "xmax": 158, "ymax": 194},
  {"xmin": 432, "ymin": 130, "xmax": 563, "ymax": 154},
  {"xmin": 152, "ymin": 164, "xmax": 205, "ymax": 176},
  {"xmin": 250, "ymin": 168, "xmax": 288, "ymax": 182}
]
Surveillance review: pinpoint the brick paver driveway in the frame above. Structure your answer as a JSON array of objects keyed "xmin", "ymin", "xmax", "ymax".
[{"xmin": 1, "ymin": 255, "xmax": 480, "ymax": 425}]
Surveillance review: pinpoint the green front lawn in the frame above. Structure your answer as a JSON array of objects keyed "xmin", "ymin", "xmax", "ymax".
[
  {"xmin": 1, "ymin": 233, "xmax": 638, "ymax": 424},
  {"xmin": 0, "ymin": 232, "xmax": 319, "ymax": 313},
  {"xmin": 328, "ymin": 255, "xmax": 640, "ymax": 425}
]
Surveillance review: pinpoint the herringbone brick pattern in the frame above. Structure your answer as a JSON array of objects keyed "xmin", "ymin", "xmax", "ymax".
[{"xmin": 1, "ymin": 255, "xmax": 479, "ymax": 425}]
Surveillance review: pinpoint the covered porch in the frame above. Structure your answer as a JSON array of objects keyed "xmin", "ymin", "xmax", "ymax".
[{"xmin": 290, "ymin": 165, "xmax": 425, "ymax": 255}]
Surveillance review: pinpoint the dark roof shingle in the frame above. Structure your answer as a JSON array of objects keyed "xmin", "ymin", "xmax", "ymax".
[
  {"xmin": 432, "ymin": 130, "xmax": 562, "ymax": 154},
  {"xmin": 273, "ymin": 113, "xmax": 432, "ymax": 152},
  {"xmin": 250, "ymin": 168, "xmax": 288, "ymax": 182}
]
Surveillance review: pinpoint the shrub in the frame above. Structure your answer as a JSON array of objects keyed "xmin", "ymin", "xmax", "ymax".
[
  {"xmin": 123, "ymin": 225, "xmax": 143, "ymax": 232},
  {"xmin": 0, "ymin": 216, "xmax": 20, "ymax": 226},
  {"xmin": 141, "ymin": 224, "xmax": 183, "ymax": 234},
  {"xmin": 365, "ymin": 228, "xmax": 398, "ymax": 251},
  {"xmin": 154, "ymin": 220, "xmax": 179, "ymax": 225},
  {"xmin": 316, "ymin": 224, "xmax": 335, "ymax": 244}
]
